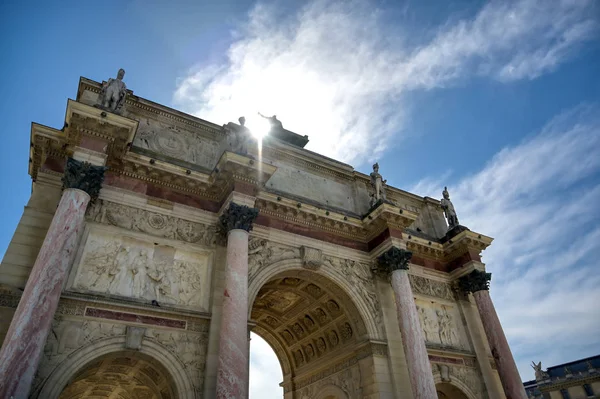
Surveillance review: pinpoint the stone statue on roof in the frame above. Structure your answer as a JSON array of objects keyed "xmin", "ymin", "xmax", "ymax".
[
  {"xmin": 97, "ymin": 68, "xmax": 127, "ymax": 114},
  {"xmin": 369, "ymin": 163, "xmax": 387, "ymax": 207},
  {"xmin": 258, "ymin": 112, "xmax": 283, "ymax": 131},
  {"xmin": 440, "ymin": 186, "xmax": 459, "ymax": 230},
  {"xmin": 531, "ymin": 361, "xmax": 549, "ymax": 381}
]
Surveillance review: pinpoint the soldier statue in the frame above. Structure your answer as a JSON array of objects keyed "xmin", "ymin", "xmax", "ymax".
[
  {"xmin": 440, "ymin": 186, "xmax": 459, "ymax": 230},
  {"xmin": 97, "ymin": 68, "xmax": 127, "ymax": 114},
  {"xmin": 369, "ymin": 163, "xmax": 387, "ymax": 207}
]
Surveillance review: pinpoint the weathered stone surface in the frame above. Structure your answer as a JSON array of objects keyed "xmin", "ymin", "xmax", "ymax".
[
  {"xmin": 0, "ymin": 189, "xmax": 90, "ymax": 399},
  {"xmin": 216, "ymin": 229, "xmax": 250, "ymax": 398}
]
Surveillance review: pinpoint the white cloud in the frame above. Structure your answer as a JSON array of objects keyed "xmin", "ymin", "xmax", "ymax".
[
  {"xmin": 174, "ymin": 0, "xmax": 597, "ymax": 165},
  {"xmin": 249, "ymin": 332, "xmax": 283, "ymax": 399},
  {"xmin": 411, "ymin": 104, "xmax": 600, "ymax": 380}
]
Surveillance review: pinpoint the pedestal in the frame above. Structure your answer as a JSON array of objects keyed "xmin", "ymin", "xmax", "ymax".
[{"xmin": 0, "ymin": 188, "xmax": 91, "ymax": 398}]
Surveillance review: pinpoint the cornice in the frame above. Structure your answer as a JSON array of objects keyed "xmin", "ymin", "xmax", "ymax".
[{"xmin": 29, "ymin": 123, "xmax": 66, "ymax": 181}]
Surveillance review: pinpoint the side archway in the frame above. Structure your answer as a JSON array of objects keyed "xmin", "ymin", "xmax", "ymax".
[
  {"xmin": 315, "ymin": 384, "xmax": 350, "ymax": 399},
  {"xmin": 432, "ymin": 372, "xmax": 478, "ymax": 399},
  {"xmin": 35, "ymin": 336, "xmax": 195, "ymax": 399}
]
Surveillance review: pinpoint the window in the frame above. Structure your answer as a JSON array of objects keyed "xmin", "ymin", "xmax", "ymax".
[
  {"xmin": 583, "ymin": 384, "xmax": 594, "ymax": 396},
  {"xmin": 560, "ymin": 389, "xmax": 570, "ymax": 399}
]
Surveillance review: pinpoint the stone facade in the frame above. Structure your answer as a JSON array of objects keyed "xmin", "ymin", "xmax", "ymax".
[{"xmin": 0, "ymin": 72, "xmax": 519, "ymax": 398}]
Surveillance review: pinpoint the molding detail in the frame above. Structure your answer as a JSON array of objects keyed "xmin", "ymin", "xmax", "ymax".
[
  {"xmin": 458, "ymin": 270, "xmax": 492, "ymax": 293},
  {"xmin": 218, "ymin": 202, "xmax": 259, "ymax": 234},
  {"xmin": 62, "ymin": 157, "xmax": 107, "ymax": 199},
  {"xmin": 373, "ymin": 247, "xmax": 412, "ymax": 276},
  {"xmin": 409, "ymin": 275, "xmax": 455, "ymax": 301}
]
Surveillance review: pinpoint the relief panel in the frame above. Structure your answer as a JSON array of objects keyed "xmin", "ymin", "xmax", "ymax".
[
  {"xmin": 415, "ymin": 299, "xmax": 472, "ymax": 352},
  {"xmin": 70, "ymin": 230, "xmax": 212, "ymax": 311},
  {"xmin": 131, "ymin": 114, "xmax": 220, "ymax": 170}
]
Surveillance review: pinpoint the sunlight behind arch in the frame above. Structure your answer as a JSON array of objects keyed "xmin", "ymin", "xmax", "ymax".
[{"xmin": 250, "ymin": 332, "xmax": 283, "ymax": 399}]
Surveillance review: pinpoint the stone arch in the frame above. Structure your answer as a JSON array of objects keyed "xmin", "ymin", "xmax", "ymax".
[
  {"xmin": 35, "ymin": 336, "xmax": 195, "ymax": 399},
  {"xmin": 248, "ymin": 258, "xmax": 380, "ymax": 339},
  {"xmin": 314, "ymin": 384, "xmax": 349, "ymax": 399},
  {"xmin": 432, "ymin": 372, "xmax": 478, "ymax": 399}
]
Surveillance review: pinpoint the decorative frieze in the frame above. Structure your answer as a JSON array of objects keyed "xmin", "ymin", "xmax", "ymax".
[
  {"xmin": 459, "ymin": 269, "xmax": 492, "ymax": 293},
  {"xmin": 62, "ymin": 158, "xmax": 106, "ymax": 199},
  {"xmin": 87, "ymin": 200, "xmax": 216, "ymax": 247},
  {"xmin": 409, "ymin": 275, "xmax": 455, "ymax": 301}
]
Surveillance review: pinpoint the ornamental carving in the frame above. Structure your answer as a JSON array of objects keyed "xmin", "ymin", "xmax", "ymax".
[
  {"xmin": 416, "ymin": 303, "xmax": 467, "ymax": 350},
  {"xmin": 374, "ymin": 247, "xmax": 412, "ymax": 276},
  {"xmin": 295, "ymin": 363, "xmax": 362, "ymax": 398},
  {"xmin": 322, "ymin": 255, "xmax": 383, "ymax": 331},
  {"xmin": 218, "ymin": 202, "xmax": 259, "ymax": 235},
  {"xmin": 301, "ymin": 246, "xmax": 323, "ymax": 270},
  {"xmin": 459, "ymin": 269, "xmax": 492, "ymax": 293},
  {"xmin": 62, "ymin": 157, "xmax": 106, "ymax": 200},
  {"xmin": 409, "ymin": 275, "xmax": 455, "ymax": 301},
  {"xmin": 248, "ymin": 239, "xmax": 300, "ymax": 284},
  {"xmin": 87, "ymin": 200, "xmax": 216, "ymax": 247}
]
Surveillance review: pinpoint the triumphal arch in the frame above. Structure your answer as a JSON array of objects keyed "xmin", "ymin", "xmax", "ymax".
[{"xmin": 0, "ymin": 70, "xmax": 527, "ymax": 398}]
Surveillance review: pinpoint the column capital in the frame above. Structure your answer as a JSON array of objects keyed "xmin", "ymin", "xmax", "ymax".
[
  {"xmin": 374, "ymin": 247, "xmax": 413, "ymax": 276},
  {"xmin": 218, "ymin": 202, "xmax": 259, "ymax": 235},
  {"xmin": 62, "ymin": 157, "xmax": 107, "ymax": 200},
  {"xmin": 458, "ymin": 269, "xmax": 492, "ymax": 293}
]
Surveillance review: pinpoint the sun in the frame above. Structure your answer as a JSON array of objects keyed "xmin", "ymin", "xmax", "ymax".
[{"xmin": 245, "ymin": 114, "xmax": 271, "ymax": 139}]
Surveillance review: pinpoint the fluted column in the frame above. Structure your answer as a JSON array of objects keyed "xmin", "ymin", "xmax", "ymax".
[
  {"xmin": 216, "ymin": 202, "xmax": 258, "ymax": 399},
  {"xmin": 0, "ymin": 158, "xmax": 105, "ymax": 399},
  {"xmin": 376, "ymin": 247, "xmax": 437, "ymax": 399},
  {"xmin": 459, "ymin": 270, "xmax": 527, "ymax": 399}
]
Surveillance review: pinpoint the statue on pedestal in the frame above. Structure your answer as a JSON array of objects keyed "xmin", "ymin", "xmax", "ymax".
[
  {"xmin": 440, "ymin": 186, "xmax": 459, "ymax": 230},
  {"xmin": 369, "ymin": 163, "xmax": 387, "ymax": 207},
  {"xmin": 97, "ymin": 68, "xmax": 127, "ymax": 114},
  {"xmin": 225, "ymin": 117, "xmax": 251, "ymax": 155}
]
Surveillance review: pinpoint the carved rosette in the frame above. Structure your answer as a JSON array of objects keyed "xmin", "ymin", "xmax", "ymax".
[
  {"xmin": 458, "ymin": 269, "xmax": 492, "ymax": 293},
  {"xmin": 62, "ymin": 158, "xmax": 106, "ymax": 200},
  {"xmin": 373, "ymin": 247, "xmax": 413, "ymax": 277},
  {"xmin": 218, "ymin": 202, "xmax": 259, "ymax": 235}
]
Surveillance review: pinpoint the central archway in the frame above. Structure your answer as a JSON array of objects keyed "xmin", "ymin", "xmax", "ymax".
[{"xmin": 250, "ymin": 269, "xmax": 370, "ymax": 398}]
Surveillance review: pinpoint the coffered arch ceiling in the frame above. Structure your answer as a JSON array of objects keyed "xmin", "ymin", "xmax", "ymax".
[
  {"xmin": 250, "ymin": 270, "xmax": 368, "ymax": 378},
  {"xmin": 58, "ymin": 351, "xmax": 177, "ymax": 399}
]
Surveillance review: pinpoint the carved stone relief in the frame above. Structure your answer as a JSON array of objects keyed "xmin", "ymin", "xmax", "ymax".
[
  {"xmin": 248, "ymin": 238, "xmax": 300, "ymax": 284},
  {"xmin": 409, "ymin": 274, "xmax": 455, "ymax": 301},
  {"xmin": 132, "ymin": 114, "xmax": 220, "ymax": 170},
  {"xmin": 416, "ymin": 301, "xmax": 468, "ymax": 351},
  {"xmin": 296, "ymin": 363, "xmax": 362, "ymax": 399},
  {"xmin": 72, "ymin": 231, "xmax": 211, "ymax": 310},
  {"xmin": 87, "ymin": 200, "xmax": 216, "ymax": 247},
  {"xmin": 323, "ymin": 256, "xmax": 383, "ymax": 330}
]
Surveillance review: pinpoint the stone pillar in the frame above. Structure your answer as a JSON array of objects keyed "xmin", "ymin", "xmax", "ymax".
[
  {"xmin": 459, "ymin": 270, "xmax": 527, "ymax": 399},
  {"xmin": 216, "ymin": 202, "xmax": 258, "ymax": 399},
  {"xmin": 376, "ymin": 247, "xmax": 437, "ymax": 399},
  {"xmin": 0, "ymin": 158, "xmax": 105, "ymax": 399}
]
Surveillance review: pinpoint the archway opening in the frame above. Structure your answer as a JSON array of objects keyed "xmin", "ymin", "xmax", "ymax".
[
  {"xmin": 250, "ymin": 332, "xmax": 283, "ymax": 398},
  {"xmin": 250, "ymin": 269, "xmax": 369, "ymax": 397},
  {"xmin": 436, "ymin": 382, "xmax": 470, "ymax": 399},
  {"xmin": 58, "ymin": 350, "xmax": 177, "ymax": 399}
]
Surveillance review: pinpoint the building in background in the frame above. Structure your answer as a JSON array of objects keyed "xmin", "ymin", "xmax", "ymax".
[
  {"xmin": 524, "ymin": 355, "xmax": 600, "ymax": 398},
  {"xmin": 0, "ymin": 70, "xmax": 527, "ymax": 399}
]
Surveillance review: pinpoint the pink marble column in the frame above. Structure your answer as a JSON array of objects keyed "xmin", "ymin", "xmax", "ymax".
[
  {"xmin": 0, "ymin": 158, "xmax": 104, "ymax": 399},
  {"xmin": 460, "ymin": 270, "xmax": 527, "ymax": 399},
  {"xmin": 216, "ymin": 202, "xmax": 258, "ymax": 399},
  {"xmin": 377, "ymin": 247, "xmax": 437, "ymax": 399}
]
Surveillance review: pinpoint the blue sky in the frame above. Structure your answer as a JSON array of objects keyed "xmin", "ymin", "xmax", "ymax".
[{"xmin": 1, "ymin": 0, "xmax": 599, "ymax": 397}]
